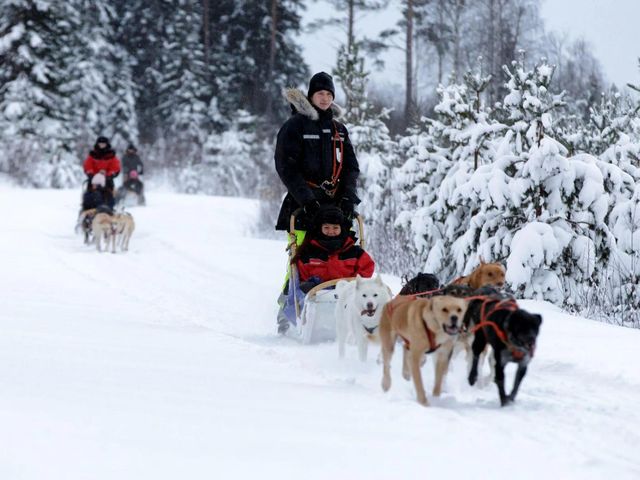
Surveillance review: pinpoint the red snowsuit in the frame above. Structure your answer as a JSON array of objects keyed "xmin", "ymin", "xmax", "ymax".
[
  {"xmin": 296, "ymin": 236, "xmax": 375, "ymax": 283},
  {"xmin": 83, "ymin": 151, "xmax": 121, "ymax": 177}
]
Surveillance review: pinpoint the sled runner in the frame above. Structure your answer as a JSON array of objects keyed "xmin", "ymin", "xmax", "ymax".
[{"xmin": 283, "ymin": 209, "xmax": 366, "ymax": 344}]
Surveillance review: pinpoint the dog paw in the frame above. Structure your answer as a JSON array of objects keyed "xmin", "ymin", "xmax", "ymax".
[
  {"xmin": 417, "ymin": 395, "xmax": 429, "ymax": 407},
  {"xmin": 381, "ymin": 376, "xmax": 391, "ymax": 392},
  {"xmin": 500, "ymin": 397, "xmax": 514, "ymax": 407},
  {"xmin": 468, "ymin": 372, "xmax": 478, "ymax": 386}
]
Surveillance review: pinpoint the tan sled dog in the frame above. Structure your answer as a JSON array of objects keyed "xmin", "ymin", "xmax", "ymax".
[
  {"xmin": 453, "ymin": 259, "xmax": 505, "ymax": 289},
  {"xmin": 92, "ymin": 212, "xmax": 116, "ymax": 253},
  {"xmin": 113, "ymin": 212, "xmax": 135, "ymax": 252},
  {"xmin": 380, "ymin": 295, "xmax": 468, "ymax": 406}
]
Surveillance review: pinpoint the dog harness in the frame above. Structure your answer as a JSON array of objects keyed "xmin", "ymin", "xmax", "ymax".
[
  {"xmin": 305, "ymin": 120, "xmax": 344, "ymax": 198},
  {"xmin": 363, "ymin": 325, "xmax": 377, "ymax": 335},
  {"xmin": 468, "ymin": 296, "xmax": 531, "ymax": 360},
  {"xmin": 384, "ymin": 295, "xmax": 441, "ymax": 353}
]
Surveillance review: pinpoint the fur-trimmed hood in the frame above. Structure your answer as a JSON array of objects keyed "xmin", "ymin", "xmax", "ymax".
[{"xmin": 283, "ymin": 88, "xmax": 343, "ymax": 120}]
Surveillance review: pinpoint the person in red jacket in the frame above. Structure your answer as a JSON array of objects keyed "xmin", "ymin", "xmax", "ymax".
[
  {"xmin": 83, "ymin": 136, "xmax": 121, "ymax": 205},
  {"xmin": 293, "ymin": 205, "xmax": 374, "ymax": 293}
]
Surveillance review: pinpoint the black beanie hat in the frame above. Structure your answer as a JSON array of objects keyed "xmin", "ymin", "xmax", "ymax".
[
  {"xmin": 94, "ymin": 136, "xmax": 111, "ymax": 151},
  {"xmin": 313, "ymin": 205, "xmax": 345, "ymax": 229},
  {"xmin": 307, "ymin": 72, "xmax": 335, "ymax": 99}
]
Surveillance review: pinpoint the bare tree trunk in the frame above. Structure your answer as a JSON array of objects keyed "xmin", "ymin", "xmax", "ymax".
[
  {"xmin": 265, "ymin": 0, "xmax": 279, "ymax": 120},
  {"xmin": 348, "ymin": 0, "xmax": 355, "ymax": 51},
  {"xmin": 203, "ymin": 0, "xmax": 210, "ymax": 66},
  {"xmin": 487, "ymin": 0, "xmax": 496, "ymax": 105},
  {"xmin": 451, "ymin": 0, "xmax": 464, "ymax": 80},
  {"xmin": 405, "ymin": 0, "xmax": 415, "ymax": 126}
]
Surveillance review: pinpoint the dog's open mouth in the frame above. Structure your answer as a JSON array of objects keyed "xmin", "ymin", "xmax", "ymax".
[
  {"xmin": 443, "ymin": 324, "xmax": 460, "ymax": 335},
  {"xmin": 360, "ymin": 309, "xmax": 377, "ymax": 317}
]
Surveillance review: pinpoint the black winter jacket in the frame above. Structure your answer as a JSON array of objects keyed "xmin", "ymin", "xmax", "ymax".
[
  {"xmin": 122, "ymin": 152, "xmax": 144, "ymax": 175},
  {"xmin": 274, "ymin": 88, "xmax": 360, "ymax": 231}
]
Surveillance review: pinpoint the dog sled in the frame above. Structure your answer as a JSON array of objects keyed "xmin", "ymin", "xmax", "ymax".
[{"xmin": 282, "ymin": 209, "xmax": 366, "ymax": 344}]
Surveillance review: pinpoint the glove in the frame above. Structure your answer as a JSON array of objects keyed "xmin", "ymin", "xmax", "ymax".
[
  {"xmin": 303, "ymin": 200, "xmax": 320, "ymax": 217},
  {"xmin": 338, "ymin": 197, "xmax": 356, "ymax": 219}
]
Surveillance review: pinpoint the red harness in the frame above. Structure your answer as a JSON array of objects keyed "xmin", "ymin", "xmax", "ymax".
[
  {"xmin": 468, "ymin": 296, "xmax": 528, "ymax": 359},
  {"xmin": 385, "ymin": 294, "xmax": 440, "ymax": 353},
  {"xmin": 306, "ymin": 120, "xmax": 344, "ymax": 198}
]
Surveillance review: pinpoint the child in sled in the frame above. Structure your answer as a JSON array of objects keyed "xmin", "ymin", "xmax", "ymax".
[
  {"xmin": 293, "ymin": 205, "xmax": 375, "ymax": 292},
  {"xmin": 82, "ymin": 172, "xmax": 112, "ymax": 211},
  {"xmin": 117, "ymin": 169, "xmax": 146, "ymax": 205},
  {"xmin": 277, "ymin": 205, "xmax": 374, "ymax": 334}
]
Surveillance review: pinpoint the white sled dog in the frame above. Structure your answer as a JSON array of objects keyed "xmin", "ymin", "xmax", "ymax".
[{"xmin": 334, "ymin": 275, "xmax": 393, "ymax": 362}]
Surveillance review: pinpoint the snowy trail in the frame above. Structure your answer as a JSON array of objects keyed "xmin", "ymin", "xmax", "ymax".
[{"xmin": 1, "ymin": 186, "xmax": 639, "ymax": 480}]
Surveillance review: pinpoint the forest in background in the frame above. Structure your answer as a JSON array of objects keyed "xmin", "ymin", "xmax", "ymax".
[{"xmin": 1, "ymin": 0, "xmax": 638, "ymax": 324}]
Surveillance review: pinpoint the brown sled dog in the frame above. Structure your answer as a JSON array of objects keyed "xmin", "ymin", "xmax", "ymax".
[
  {"xmin": 380, "ymin": 295, "xmax": 468, "ymax": 406},
  {"xmin": 453, "ymin": 259, "xmax": 506, "ymax": 289},
  {"xmin": 76, "ymin": 208, "xmax": 97, "ymax": 244}
]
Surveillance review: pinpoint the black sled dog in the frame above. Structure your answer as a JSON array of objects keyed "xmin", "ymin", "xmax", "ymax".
[
  {"xmin": 399, "ymin": 273, "xmax": 440, "ymax": 295},
  {"xmin": 466, "ymin": 289, "xmax": 542, "ymax": 406}
]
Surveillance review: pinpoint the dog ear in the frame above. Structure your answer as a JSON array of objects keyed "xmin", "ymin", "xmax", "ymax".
[
  {"xmin": 375, "ymin": 275, "xmax": 383, "ymax": 286},
  {"xmin": 479, "ymin": 256, "xmax": 486, "ymax": 265},
  {"xmin": 356, "ymin": 274, "xmax": 362, "ymax": 287},
  {"xmin": 533, "ymin": 314, "xmax": 543, "ymax": 327}
]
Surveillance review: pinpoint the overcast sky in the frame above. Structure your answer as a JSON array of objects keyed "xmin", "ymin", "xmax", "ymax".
[{"xmin": 297, "ymin": 0, "xmax": 640, "ymax": 91}]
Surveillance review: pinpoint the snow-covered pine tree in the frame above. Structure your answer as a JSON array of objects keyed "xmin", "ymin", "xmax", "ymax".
[
  {"xmin": 201, "ymin": 110, "xmax": 266, "ymax": 197},
  {"xmin": 112, "ymin": 0, "xmax": 169, "ymax": 144},
  {"xmin": 69, "ymin": 0, "xmax": 138, "ymax": 153},
  {"xmin": 607, "ymin": 184, "xmax": 640, "ymax": 326},
  {"xmin": 394, "ymin": 63, "xmax": 500, "ymax": 281},
  {"xmin": 332, "ymin": 41, "xmax": 404, "ymax": 273},
  {"xmin": 212, "ymin": 0, "xmax": 308, "ymax": 122},
  {"xmin": 452, "ymin": 58, "xmax": 615, "ymax": 304},
  {"xmin": 0, "ymin": 0, "xmax": 81, "ymax": 187},
  {"xmin": 155, "ymin": 0, "xmax": 212, "ymax": 171}
]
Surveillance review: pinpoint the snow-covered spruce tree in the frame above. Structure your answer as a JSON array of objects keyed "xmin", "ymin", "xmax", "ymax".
[
  {"xmin": 200, "ymin": 109, "xmax": 267, "ymax": 197},
  {"xmin": 332, "ymin": 41, "xmax": 406, "ymax": 273},
  {"xmin": 112, "ymin": 0, "xmax": 169, "ymax": 145},
  {"xmin": 155, "ymin": 0, "xmax": 212, "ymax": 174},
  {"xmin": 607, "ymin": 184, "xmax": 640, "ymax": 326},
  {"xmin": 212, "ymin": 0, "xmax": 308, "ymax": 121},
  {"xmin": 394, "ymin": 65, "xmax": 502, "ymax": 281},
  {"xmin": 452, "ymin": 59, "xmax": 614, "ymax": 304},
  {"xmin": 69, "ymin": 0, "xmax": 138, "ymax": 153},
  {"xmin": 0, "ymin": 0, "xmax": 81, "ymax": 187}
]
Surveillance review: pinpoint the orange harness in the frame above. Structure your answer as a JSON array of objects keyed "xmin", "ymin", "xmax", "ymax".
[
  {"xmin": 306, "ymin": 120, "xmax": 344, "ymax": 198},
  {"xmin": 467, "ymin": 296, "xmax": 527, "ymax": 360}
]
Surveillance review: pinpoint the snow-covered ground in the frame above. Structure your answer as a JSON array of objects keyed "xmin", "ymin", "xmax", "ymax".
[{"xmin": 1, "ymin": 185, "xmax": 639, "ymax": 480}]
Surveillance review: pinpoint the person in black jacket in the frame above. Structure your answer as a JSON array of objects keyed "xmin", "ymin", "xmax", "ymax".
[
  {"xmin": 274, "ymin": 72, "xmax": 360, "ymax": 232},
  {"xmin": 121, "ymin": 144, "xmax": 144, "ymax": 176}
]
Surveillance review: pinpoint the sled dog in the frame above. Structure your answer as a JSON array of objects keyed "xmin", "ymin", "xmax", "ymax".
[
  {"xmin": 453, "ymin": 259, "xmax": 506, "ymax": 289},
  {"xmin": 76, "ymin": 208, "xmax": 97, "ymax": 245},
  {"xmin": 334, "ymin": 275, "xmax": 393, "ymax": 362},
  {"xmin": 92, "ymin": 212, "xmax": 116, "ymax": 253},
  {"xmin": 113, "ymin": 212, "xmax": 135, "ymax": 252},
  {"xmin": 466, "ymin": 294, "xmax": 542, "ymax": 406},
  {"xmin": 399, "ymin": 272, "xmax": 440, "ymax": 295},
  {"xmin": 380, "ymin": 295, "xmax": 468, "ymax": 406}
]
